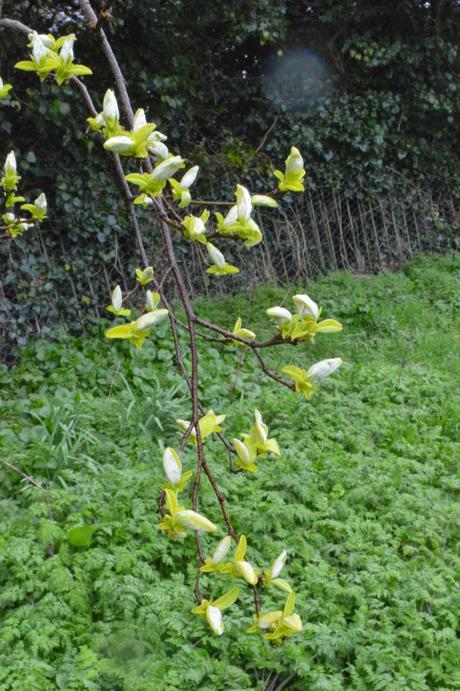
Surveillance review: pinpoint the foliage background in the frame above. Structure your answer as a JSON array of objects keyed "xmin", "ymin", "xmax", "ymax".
[
  {"xmin": 1, "ymin": 255, "xmax": 459, "ymax": 690},
  {"xmin": 1, "ymin": 0, "xmax": 460, "ymax": 350},
  {"xmin": 1, "ymin": 4, "xmax": 459, "ymax": 687}
]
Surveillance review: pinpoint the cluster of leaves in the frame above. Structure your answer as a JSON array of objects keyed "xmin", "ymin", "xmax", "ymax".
[
  {"xmin": 0, "ymin": 147, "xmax": 46, "ymax": 238},
  {"xmin": 15, "ymin": 31, "xmax": 92, "ymax": 85},
  {"xmin": 0, "ymin": 73, "xmax": 132, "ymax": 349},
  {"xmin": 85, "ymin": 84, "xmax": 306, "ymax": 279},
  {"xmin": 101, "ymin": 269, "xmax": 333, "ymax": 639},
  {"xmin": 0, "ymin": 255, "xmax": 459, "ymax": 688},
  {"xmin": 105, "ymin": 269, "xmax": 170, "ymax": 349}
]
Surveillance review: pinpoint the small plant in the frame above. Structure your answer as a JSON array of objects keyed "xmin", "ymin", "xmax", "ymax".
[{"xmin": 1, "ymin": 2, "xmax": 343, "ymax": 641}]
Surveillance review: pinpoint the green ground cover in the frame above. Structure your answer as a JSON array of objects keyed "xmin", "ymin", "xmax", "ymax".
[{"xmin": 0, "ymin": 254, "xmax": 459, "ymax": 690}]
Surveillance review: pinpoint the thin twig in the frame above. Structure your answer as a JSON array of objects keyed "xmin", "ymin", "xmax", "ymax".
[
  {"xmin": 272, "ymin": 672, "xmax": 297, "ymax": 691},
  {"xmin": 80, "ymin": 0, "xmax": 135, "ymax": 125},
  {"xmin": 71, "ymin": 76, "xmax": 98, "ymax": 116},
  {"xmin": 189, "ymin": 199, "xmax": 234, "ymax": 207},
  {"xmin": 0, "ymin": 457, "xmax": 51, "ymax": 496},
  {"xmin": 253, "ymin": 584, "xmax": 261, "ymax": 616},
  {"xmin": 194, "ymin": 316, "xmax": 288, "ymax": 349},
  {"xmin": 252, "ymin": 348, "xmax": 295, "ymax": 391}
]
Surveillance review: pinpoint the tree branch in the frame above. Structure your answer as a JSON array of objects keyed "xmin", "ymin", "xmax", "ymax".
[
  {"xmin": 80, "ymin": 0, "xmax": 135, "ymax": 125},
  {"xmin": 0, "ymin": 457, "xmax": 51, "ymax": 495},
  {"xmin": 2, "ymin": 0, "xmax": 269, "ymax": 614},
  {"xmin": 0, "ymin": 17, "xmax": 31, "ymax": 34}
]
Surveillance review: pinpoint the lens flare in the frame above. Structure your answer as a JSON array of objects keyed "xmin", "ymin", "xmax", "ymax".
[{"xmin": 263, "ymin": 49, "xmax": 332, "ymax": 112}]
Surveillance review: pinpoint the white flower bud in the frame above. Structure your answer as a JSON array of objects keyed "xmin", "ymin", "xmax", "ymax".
[
  {"xmin": 59, "ymin": 35, "xmax": 75, "ymax": 64},
  {"xmin": 4, "ymin": 151, "xmax": 17, "ymax": 175},
  {"xmin": 292, "ymin": 294, "xmax": 319, "ymax": 320},
  {"xmin": 286, "ymin": 147, "xmax": 303, "ymax": 174},
  {"xmin": 212, "ymin": 535, "xmax": 232, "ymax": 563},
  {"xmin": 235, "ymin": 560, "xmax": 258, "ymax": 585},
  {"xmin": 181, "ymin": 165, "xmax": 199, "ymax": 188},
  {"xmin": 104, "ymin": 135, "xmax": 134, "ymax": 153},
  {"xmin": 152, "ymin": 155, "xmax": 184, "ymax": 181},
  {"xmin": 148, "ymin": 141, "xmax": 169, "ymax": 159},
  {"xmin": 185, "ymin": 216, "xmax": 205, "ymax": 238},
  {"xmin": 206, "ymin": 242, "xmax": 226, "ymax": 268},
  {"xmin": 111, "ymin": 285, "xmax": 122, "ymax": 311},
  {"xmin": 222, "ymin": 205, "xmax": 238, "ymax": 227},
  {"xmin": 136, "ymin": 309, "xmax": 169, "ymax": 330},
  {"xmin": 34, "ymin": 193, "xmax": 47, "ymax": 211},
  {"xmin": 206, "ymin": 605, "xmax": 223, "ymax": 635},
  {"xmin": 251, "ymin": 194, "xmax": 278, "ymax": 208},
  {"xmin": 307, "ymin": 358, "xmax": 343, "ymax": 381},
  {"xmin": 266, "ymin": 306, "xmax": 292, "ymax": 325},
  {"xmin": 236, "ymin": 184, "xmax": 252, "ymax": 222},
  {"xmin": 176, "ymin": 510, "xmax": 218, "ymax": 533},
  {"xmin": 233, "ymin": 438, "xmax": 251, "ymax": 465},
  {"xmin": 284, "ymin": 613, "xmax": 303, "ymax": 633},
  {"xmin": 103, "ymin": 89, "xmax": 119, "ymax": 122},
  {"xmin": 28, "ymin": 32, "xmax": 53, "ymax": 49},
  {"xmin": 254, "ymin": 409, "xmax": 268, "ymax": 444},
  {"xmin": 145, "ymin": 290, "xmax": 155, "ymax": 311},
  {"xmin": 162, "ymin": 447, "xmax": 181, "ymax": 485},
  {"xmin": 271, "ymin": 550, "xmax": 287, "ymax": 578},
  {"xmin": 133, "ymin": 108, "xmax": 147, "ymax": 131},
  {"xmin": 30, "ymin": 32, "xmax": 48, "ymax": 63}
]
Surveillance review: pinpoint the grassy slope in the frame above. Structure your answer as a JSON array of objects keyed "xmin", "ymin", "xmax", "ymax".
[{"xmin": 0, "ymin": 254, "xmax": 459, "ymax": 691}]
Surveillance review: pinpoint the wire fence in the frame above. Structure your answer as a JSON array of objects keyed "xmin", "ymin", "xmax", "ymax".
[
  {"xmin": 183, "ymin": 180, "xmax": 459, "ymax": 294},
  {"xmin": 1, "ymin": 178, "xmax": 459, "ymax": 353}
]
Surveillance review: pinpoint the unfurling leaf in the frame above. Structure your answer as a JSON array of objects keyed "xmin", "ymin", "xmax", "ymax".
[
  {"xmin": 105, "ymin": 308, "xmax": 169, "ymax": 349},
  {"xmin": 273, "ymin": 146, "xmax": 305, "ymax": 193},
  {"xmin": 0, "ymin": 76, "xmax": 13, "ymax": 100},
  {"xmin": 191, "ymin": 587, "xmax": 240, "ymax": 635},
  {"xmin": 67, "ymin": 525, "xmax": 96, "ymax": 548}
]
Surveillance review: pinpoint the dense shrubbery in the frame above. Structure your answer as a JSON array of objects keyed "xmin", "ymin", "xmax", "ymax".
[
  {"xmin": 1, "ymin": 255, "xmax": 459, "ymax": 689},
  {"xmin": 3, "ymin": 0, "xmax": 460, "ymax": 190}
]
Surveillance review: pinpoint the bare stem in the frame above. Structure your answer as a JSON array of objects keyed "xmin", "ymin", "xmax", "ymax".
[
  {"xmin": 189, "ymin": 199, "xmax": 234, "ymax": 207},
  {"xmin": 194, "ymin": 317, "xmax": 296, "ymax": 390},
  {"xmin": 0, "ymin": 457, "xmax": 51, "ymax": 495},
  {"xmin": 253, "ymin": 584, "xmax": 261, "ymax": 616},
  {"xmin": 80, "ymin": 0, "xmax": 135, "ymax": 125}
]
